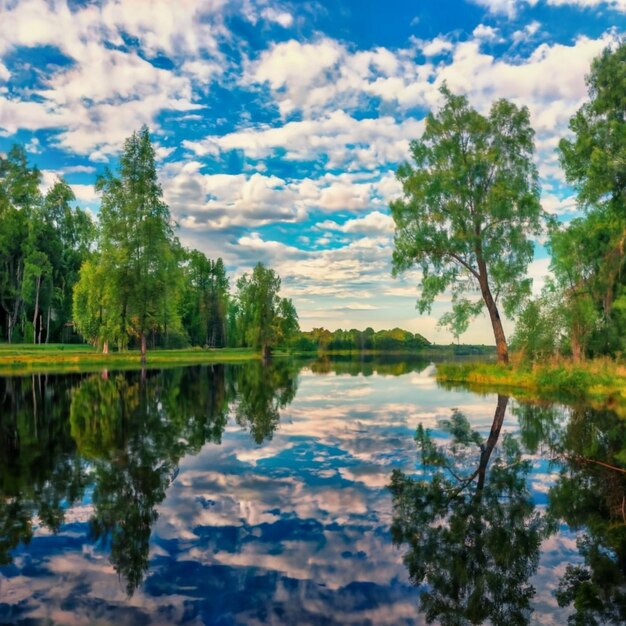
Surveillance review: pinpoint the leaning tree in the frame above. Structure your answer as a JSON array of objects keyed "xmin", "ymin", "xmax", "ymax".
[{"xmin": 391, "ymin": 86, "xmax": 543, "ymax": 363}]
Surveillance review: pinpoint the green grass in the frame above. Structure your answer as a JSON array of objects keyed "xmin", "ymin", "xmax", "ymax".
[
  {"xmin": 0, "ymin": 344, "xmax": 262, "ymax": 375},
  {"xmin": 436, "ymin": 359, "xmax": 626, "ymax": 413}
]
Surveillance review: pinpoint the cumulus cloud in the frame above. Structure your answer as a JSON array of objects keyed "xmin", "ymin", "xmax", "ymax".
[
  {"xmin": 184, "ymin": 111, "xmax": 424, "ymax": 170},
  {"xmin": 0, "ymin": 0, "xmax": 228, "ymax": 155}
]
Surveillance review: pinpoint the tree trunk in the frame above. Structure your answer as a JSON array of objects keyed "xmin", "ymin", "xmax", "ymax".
[
  {"xmin": 477, "ymin": 266, "xmax": 509, "ymax": 364},
  {"xmin": 262, "ymin": 344, "xmax": 271, "ymax": 363},
  {"xmin": 45, "ymin": 306, "xmax": 51, "ymax": 344},
  {"xmin": 32, "ymin": 273, "xmax": 41, "ymax": 344},
  {"xmin": 103, "ymin": 341, "xmax": 109, "ymax": 354},
  {"xmin": 571, "ymin": 323, "xmax": 582, "ymax": 363},
  {"xmin": 8, "ymin": 262, "xmax": 23, "ymax": 344},
  {"xmin": 141, "ymin": 332, "xmax": 147, "ymax": 366}
]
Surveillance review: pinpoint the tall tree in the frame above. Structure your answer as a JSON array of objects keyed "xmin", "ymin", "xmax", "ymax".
[
  {"xmin": 181, "ymin": 250, "xmax": 230, "ymax": 347},
  {"xmin": 391, "ymin": 86, "xmax": 543, "ymax": 363},
  {"xmin": 235, "ymin": 262, "xmax": 298, "ymax": 359},
  {"xmin": 85, "ymin": 126, "xmax": 181, "ymax": 360},
  {"xmin": 43, "ymin": 179, "xmax": 94, "ymax": 343},
  {"xmin": 558, "ymin": 41, "xmax": 626, "ymax": 357},
  {"xmin": 0, "ymin": 146, "xmax": 42, "ymax": 342}
]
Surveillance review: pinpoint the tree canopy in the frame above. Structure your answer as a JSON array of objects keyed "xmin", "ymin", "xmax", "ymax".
[{"xmin": 235, "ymin": 262, "xmax": 299, "ymax": 359}]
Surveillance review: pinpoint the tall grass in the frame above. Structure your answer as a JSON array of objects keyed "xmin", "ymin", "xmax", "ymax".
[{"xmin": 436, "ymin": 358, "xmax": 626, "ymax": 407}]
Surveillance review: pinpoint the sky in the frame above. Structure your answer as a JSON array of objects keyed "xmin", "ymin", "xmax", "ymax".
[{"xmin": 0, "ymin": 0, "xmax": 624, "ymax": 343}]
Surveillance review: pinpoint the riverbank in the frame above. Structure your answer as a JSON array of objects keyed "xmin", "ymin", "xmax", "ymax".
[
  {"xmin": 436, "ymin": 360, "xmax": 626, "ymax": 411},
  {"xmin": 0, "ymin": 344, "xmax": 263, "ymax": 375}
]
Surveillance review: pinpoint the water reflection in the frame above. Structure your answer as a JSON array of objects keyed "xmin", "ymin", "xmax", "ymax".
[
  {"xmin": 0, "ymin": 374, "xmax": 86, "ymax": 566},
  {"xmin": 535, "ymin": 405, "xmax": 626, "ymax": 625},
  {"xmin": 390, "ymin": 395, "xmax": 549, "ymax": 625},
  {"xmin": 391, "ymin": 395, "xmax": 626, "ymax": 626},
  {"xmin": 1, "ymin": 360, "xmax": 625, "ymax": 624}
]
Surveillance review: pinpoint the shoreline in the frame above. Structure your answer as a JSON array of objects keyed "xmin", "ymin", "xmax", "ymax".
[
  {"xmin": 0, "ymin": 345, "xmax": 264, "ymax": 376},
  {"xmin": 435, "ymin": 360, "xmax": 626, "ymax": 413}
]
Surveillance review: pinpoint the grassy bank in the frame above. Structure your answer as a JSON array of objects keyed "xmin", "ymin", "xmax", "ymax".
[
  {"xmin": 436, "ymin": 359, "xmax": 626, "ymax": 410},
  {"xmin": 0, "ymin": 344, "xmax": 262, "ymax": 375}
]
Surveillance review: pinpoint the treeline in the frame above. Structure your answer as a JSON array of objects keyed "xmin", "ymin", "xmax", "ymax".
[
  {"xmin": 294, "ymin": 326, "xmax": 431, "ymax": 352},
  {"xmin": 0, "ymin": 147, "xmax": 94, "ymax": 344},
  {"xmin": 512, "ymin": 43, "xmax": 626, "ymax": 363},
  {"xmin": 0, "ymin": 128, "xmax": 299, "ymax": 357}
]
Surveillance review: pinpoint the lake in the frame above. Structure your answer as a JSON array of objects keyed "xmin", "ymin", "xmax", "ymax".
[{"xmin": 0, "ymin": 358, "xmax": 624, "ymax": 625}]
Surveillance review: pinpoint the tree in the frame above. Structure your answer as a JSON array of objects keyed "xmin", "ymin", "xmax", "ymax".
[
  {"xmin": 558, "ymin": 42, "xmax": 626, "ymax": 358},
  {"xmin": 181, "ymin": 250, "xmax": 229, "ymax": 347},
  {"xmin": 82, "ymin": 126, "xmax": 181, "ymax": 360},
  {"xmin": 235, "ymin": 262, "xmax": 298, "ymax": 359},
  {"xmin": 391, "ymin": 86, "xmax": 543, "ymax": 363},
  {"xmin": 0, "ymin": 145, "xmax": 42, "ymax": 342},
  {"xmin": 43, "ymin": 179, "xmax": 95, "ymax": 343}
]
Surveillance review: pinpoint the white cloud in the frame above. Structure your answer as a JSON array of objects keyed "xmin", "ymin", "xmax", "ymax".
[
  {"xmin": 164, "ymin": 168, "xmax": 305, "ymax": 230},
  {"xmin": 317, "ymin": 211, "xmax": 395, "ymax": 235},
  {"xmin": 512, "ymin": 20, "xmax": 542, "ymax": 45},
  {"xmin": 0, "ymin": 0, "xmax": 226, "ymax": 155},
  {"xmin": 472, "ymin": 24, "xmax": 501, "ymax": 40},
  {"xmin": 248, "ymin": 38, "xmax": 344, "ymax": 115},
  {"xmin": 542, "ymin": 193, "xmax": 579, "ymax": 216},
  {"xmin": 260, "ymin": 7, "xmax": 294, "ymax": 27},
  {"xmin": 547, "ymin": 0, "xmax": 626, "ymax": 11},
  {"xmin": 184, "ymin": 111, "xmax": 424, "ymax": 171},
  {"xmin": 470, "ymin": 0, "xmax": 525, "ymax": 18},
  {"xmin": 421, "ymin": 36, "xmax": 455, "ymax": 56}
]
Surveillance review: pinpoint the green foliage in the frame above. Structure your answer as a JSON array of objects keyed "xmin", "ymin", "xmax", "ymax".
[
  {"xmin": 181, "ymin": 250, "xmax": 230, "ymax": 348},
  {"xmin": 511, "ymin": 296, "xmax": 558, "ymax": 362},
  {"xmin": 235, "ymin": 262, "xmax": 299, "ymax": 354},
  {"xmin": 85, "ymin": 126, "xmax": 182, "ymax": 354},
  {"xmin": 391, "ymin": 85, "xmax": 543, "ymax": 362},
  {"xmin": 547, "ymin": 41, "xmax": 626, "ymax": 359},
  {"xmin": 299, "ymin": 326, "xmax": 432, "ymax": 352},
  {"xmin": 0, "ymin": 146, "xmax": 94, "ymax": 345}
]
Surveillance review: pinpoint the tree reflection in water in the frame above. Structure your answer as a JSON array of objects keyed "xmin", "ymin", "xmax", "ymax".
[
  {"xmin": 234, "ymin": 360, "xmax": 299, "ymax": 444},
  {"xmin": 390, "ymin": 395, "xmax": 549, "ymax": 626},
  {"xmin": 0, "ymin": 374, "xmax": 86, "ymax": 565},
  {"xmin": 0, "ymin": 361, "xmax": 299, "ymax": 596},
  {"xmin": 3, "ymin": 361, "xmax": 626, "ymax": 617},
  {"xmin": 517, "ymin": 402, "xmax": 626, "ymax": 626},
  {"xmin": 69, "ymin": 361, "xmax": 298, "ymax": 594}
]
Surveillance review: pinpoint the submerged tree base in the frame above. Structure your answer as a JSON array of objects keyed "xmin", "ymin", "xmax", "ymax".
[{"xmin": 436, "ymin": 360, "xmax": 626, "ymax": 413}]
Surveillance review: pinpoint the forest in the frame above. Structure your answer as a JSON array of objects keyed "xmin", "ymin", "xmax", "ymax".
[{"xmin": 0, "ymin": 129, "xmax": 299, "ymax": 360}]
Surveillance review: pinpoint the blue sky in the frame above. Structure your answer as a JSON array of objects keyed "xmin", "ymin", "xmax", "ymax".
[{"xmin": 0, "ymin": 0, "xmax": 624, "ymax": 342}]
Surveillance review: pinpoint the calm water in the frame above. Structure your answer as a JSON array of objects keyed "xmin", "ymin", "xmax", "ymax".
[{"xmin": 0, "ymin": 358, "xmax": 625, "ymax": 625}]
